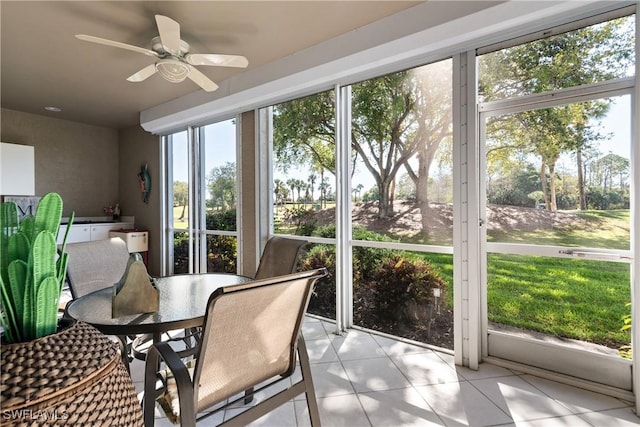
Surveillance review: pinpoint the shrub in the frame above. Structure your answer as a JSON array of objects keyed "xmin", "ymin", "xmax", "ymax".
[
  {"xmin": 206, "ymin": 209, "xmax": 236, "ymax": 230},
  {"xmin": 312, "ymin": 225, "xmax": 393, "ymax": 279},
  {"xmin": 282, "ymin": 206, "xmax": 317, "ymax": 235},
  {"xmin": 351, "ymin": 226, "xmax": 394, "ymax": 279},
  {"xmin": 302, "ymin": 244, "xmax": 336, "ymax": 317},
  {"xmin": 206, "ymin": 235, "xmax": 237, "ymax": 273},
  {"xmin": 369, "ymin": 254, "xmax": 445, "ymax": 324}
]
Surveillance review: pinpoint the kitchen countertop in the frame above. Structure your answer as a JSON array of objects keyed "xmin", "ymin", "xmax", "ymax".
[{"xmin": 61, "ymin": 215, "xmax": 134, "ymax": 225}]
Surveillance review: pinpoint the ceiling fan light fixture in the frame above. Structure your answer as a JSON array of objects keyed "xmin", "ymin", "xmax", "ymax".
[{"xmin": 156, "ymin": 59, "xmax": 189, "ymax": 83}]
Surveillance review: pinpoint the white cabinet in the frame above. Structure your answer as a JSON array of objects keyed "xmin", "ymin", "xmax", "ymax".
[
  {"xmin": 57, "ymin": 222, "xmax": 134, "ymax": 244},
  {"xmin": 61, "ymin": 224, "xmax": 91, "ymax": 243},
  {"xmin": 90, "ymin": 224, "xmax": 120, "ymax": 241}
]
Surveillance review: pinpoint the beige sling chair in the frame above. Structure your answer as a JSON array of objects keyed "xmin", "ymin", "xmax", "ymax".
[
  {"xmin": 254, "ymin": 236, "xmax": 308, "ymax": 279},
  {"xmin": 65, "ymin": 238, "xmax": 130, "ymax": 300},
  {"xmin": 143, "ymin": 268, "xmax": 326, "ymax": 426}
]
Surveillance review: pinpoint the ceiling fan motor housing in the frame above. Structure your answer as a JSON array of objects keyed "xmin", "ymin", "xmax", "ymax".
[{"xmin": 151, "ymin": 36, "xmax": 190, "ymax": 58}]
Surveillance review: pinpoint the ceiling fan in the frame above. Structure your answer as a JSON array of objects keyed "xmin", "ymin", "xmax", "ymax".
[{"xmin": 75, "ymin": 15, "xmax": 248, "ymax": 92}]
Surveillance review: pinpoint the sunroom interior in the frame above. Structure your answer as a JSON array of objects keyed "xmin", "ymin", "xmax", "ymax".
[{"xmin": 2, "ymin": 1, "xmax": 639, "ymax": 424}]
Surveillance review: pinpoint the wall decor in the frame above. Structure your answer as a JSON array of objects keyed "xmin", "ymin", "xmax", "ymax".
[{"xmin": 138, "ymin": 163, "xmax": 151, "ymax": 204}]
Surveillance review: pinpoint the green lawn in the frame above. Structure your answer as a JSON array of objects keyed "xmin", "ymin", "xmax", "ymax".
[
  {"xmin": 418, "ymin": 252, "xmax": 630, "ymax": 347},
  {"xmin": 415, "ymin": 209, "xmax": 632, "ymax": 348}
]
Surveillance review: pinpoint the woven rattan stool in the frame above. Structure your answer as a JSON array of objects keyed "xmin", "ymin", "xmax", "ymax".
[{"xmin": 1, "ymin": 319, "xmax": 143, "ymax": 426}]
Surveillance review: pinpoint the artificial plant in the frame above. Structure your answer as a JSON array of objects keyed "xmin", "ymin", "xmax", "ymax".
[{"xmin": 0, "ymin": 193, "xmax": 74, "ymax": 343}]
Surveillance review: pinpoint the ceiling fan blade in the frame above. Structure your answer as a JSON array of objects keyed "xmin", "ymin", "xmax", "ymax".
[
  {"xmin": 186, "ymin": 54, "xmax": 249, "ymax": 68},
  {"xmin": 75, "ymin": 34, "xmax": 158, "ymax": 58},
  {"xmin": 155, "ymin": 15, "xmax": 181, "ymax": 54},
  {"xmin": 127, "ymin": 64, "xmax": 157, "ymax": 82},
  {"xmin": 187, "ymin": 66, "xmax": 219, "ymax": 92}
]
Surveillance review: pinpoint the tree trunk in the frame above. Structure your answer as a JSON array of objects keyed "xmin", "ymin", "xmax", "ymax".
[
  {"xmin": 378, "ymin": 180, "xmax": 394, "ymax": 219},
  {"xmin": 576, "ymin": 149, "xmax": 586, "ymax": 210},
  {"xmin": 416, "ymin": 150, "xmax": 432, "ymax": 230},
  {"xmin": 548, "ymin": 163, "xmax": 558, "ymax": 212},
  {"xmin": 540, "ymin": 161, "xmax": 550, "ymax": 211}
]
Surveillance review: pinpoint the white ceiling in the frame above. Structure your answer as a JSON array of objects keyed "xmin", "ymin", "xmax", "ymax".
[{"xmin": 1, "ymin": 1, "xmax": 422, "ymax": 129}]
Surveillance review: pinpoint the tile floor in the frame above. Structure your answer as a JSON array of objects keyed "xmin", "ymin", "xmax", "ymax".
[{"xmin": 132, "ymin": 316, "xmax": 639, "ymax": 426}]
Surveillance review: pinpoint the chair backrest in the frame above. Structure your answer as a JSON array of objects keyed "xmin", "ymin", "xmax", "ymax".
[
  {"xmin": 192, "ymin": 268, "xmax": 326, "ymax": 412},
  {"xmin": 254, "ymin": 236, "xmax": 308, "ymax": 279},
  {"xmin": 65, "ymin": 238, "xmax": 130, "ymax": 298}
]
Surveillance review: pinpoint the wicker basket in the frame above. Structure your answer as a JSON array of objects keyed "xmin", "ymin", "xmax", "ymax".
[{"xmin": 0, "ymin": 319, "xmax": 143, "ymax": 426}]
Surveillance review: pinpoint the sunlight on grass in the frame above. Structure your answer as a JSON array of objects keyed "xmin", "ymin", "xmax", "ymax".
[{"xmin": 486, "ymin": 254, "xmax": 630, "ymax": 347}]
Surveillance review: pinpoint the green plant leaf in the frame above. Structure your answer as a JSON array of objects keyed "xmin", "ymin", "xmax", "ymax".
[
  {"xmin": 28, "ymin": 231, "xmax": 57, "ymax": 339},
  {"xmin": 0, "ymin": 201, "xmax": 19, "ymax": 285},
  {"xmin": 56, "ymin": 252, "xmax": 69, "ymax": 291},
  {"xmin": 8, "ymin": 232, "xmax": 30, "ymax": 264},
  {"xmin": 35, "ymin": 276, "xmax": 59, "ymax": 337},
  {"xmin": 58, "ymin": 211, "xmax": 74, "ymax": 255},
  {"xmin": 32, "ymin": 231, "xmax": 57, "ymax": 290},
  {"xmin": 33, "ymin": 193, "xmax": 63, "ymax": 240},
  {"xmin": 7, "ymin": 259, "xmax": 27, "ymax": 331},
  {"xmin": 0, "ymin": 274, "xmax": 20, "ymax": 343},
  {"xmin": 19, "ymin": 216, "xmax": 36, "ymax": 243}
]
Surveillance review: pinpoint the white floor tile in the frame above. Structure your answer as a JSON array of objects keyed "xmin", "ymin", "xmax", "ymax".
[
  {"xmin": 295, "ymin": 394, "xmax": 371, "ymax": 427},
  {"xmin": 520, "ymin": 374, "xmax": 629, "ymax": 413},
  {"xmin": 309, "ymin": 361, "xmax": 356, "ymax": 397},
  {"xmin": 577, "ymin": 407, "xmax": 640, "ymax": 426},
  {"xmin": 358, "ymin": 387, "xmax": 444, "ymax": 426},
  {"xmin": 303, "ymin": 319, "xmax": 330, "ymax": 340},
  {"xmin": 455, "ymin": 364, "xmax": 516, "ymax": 381},
  {"xmin": 225, "ymin": 401, "xmax": 297, "ymax": 426},
  {"xmin": 331, "ymin": 330, "xmax": 387, "ymax": 361},
  {"xmin": 512, "ymin": 414, "xmax": 592, "ymax": 426},
  {"xmin": 371, "ymin": 334, "xmax": 433, "ymax": 357},
  {"xmin": 392, "ymin": 351, "xmax": 462, "ymax": 386},
  {"xmin": 470, "ymin": 376, "xmax": 574, "ymax": 422},
  {"xmin": 415, "ymin": 381, "xmax": 513, "ymax": 427},
  {"xmin": 305, "ymin": 337, "xmax": 341, "ymax": 364},
  {"xmin": 342, "ymin": 357, "xmax": 411, "ymax": 392}
]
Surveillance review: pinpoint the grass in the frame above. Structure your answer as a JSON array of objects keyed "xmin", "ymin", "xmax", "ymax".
[
  {"xmin": 487, "ymin": 254, "xmax": 630, "ymax": 346},
  {"xmin": 416, "ymin": 252, "xmax": 631, "ymax": 347}
]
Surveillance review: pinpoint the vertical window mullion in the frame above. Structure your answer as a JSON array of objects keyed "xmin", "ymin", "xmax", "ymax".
[
  {"xmin": 453, "ymin": 51, "xmax": 482, "ymax": 369},
  {"xmin": 335, "ymin": 84, "xmax": 353, "ymax": 333},
  {"xmin": 195, "ymin": 126, "xmax": 207, "ymax": 273},
  {"xmin": 631, "ymin": 6, "xmax": 639, "ymax": 414},
  {"xmin": 161, "ymin": 135, "xmax": 171, "ymax": 276},
  {"xmin": 187, "ymin": 126, "xmax": 197, "ymax": 273}
]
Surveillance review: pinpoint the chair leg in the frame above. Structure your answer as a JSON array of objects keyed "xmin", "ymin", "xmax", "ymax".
[
  {"xmin": 117, "ymin": 335, "xmax": 131, "ymax": 374},
  {"xmin": 244, "ymin": 387, "xmax": 254, "ymax": 405},
  {"xmin": 143, "ymin": 345, "xmax": 159, "ymax": 427},
  {"xmin": 297, "ymin": 337, "xmax": 321, "ymax": 427}
]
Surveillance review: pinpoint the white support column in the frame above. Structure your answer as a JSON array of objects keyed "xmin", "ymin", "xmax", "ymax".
[
  {"xmin": 160, "ymin": 135, "xmax": 170, "ymax": 276},
  {"xmin": 632, "ymin": 6, "xmax": 639, "ymax": 415},
  {"xmin": 257, "ymin": 108, "xmax": 273, "ymax": 260},
  {"xmin": 335, "ymin": 84, "xmax": 353, "ymax": 334},
  {"xmin": 192, "ymin": 126, "xmax": 206, "ymax": 274},
  {"xmin": 453, "ymin": 51, "xmax": 482, "ymax": 369}
]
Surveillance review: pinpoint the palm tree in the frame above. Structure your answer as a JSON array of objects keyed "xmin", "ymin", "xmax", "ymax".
[{"xmin": 308, "ymin": 173, "xmax": 317, "ymax": 203}]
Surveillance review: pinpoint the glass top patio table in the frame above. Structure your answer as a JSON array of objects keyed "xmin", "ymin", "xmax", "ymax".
[{"xmin": 65, "ymin": 273, "xmax": 252, "ymax": 336}]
